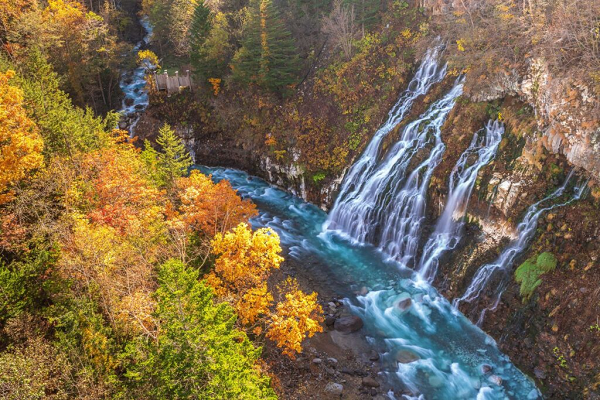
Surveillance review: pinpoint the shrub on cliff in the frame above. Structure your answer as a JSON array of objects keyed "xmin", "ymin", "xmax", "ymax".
[{"xmin": 515, "ymin": 252, "xmax": 558, "ymax": 301}]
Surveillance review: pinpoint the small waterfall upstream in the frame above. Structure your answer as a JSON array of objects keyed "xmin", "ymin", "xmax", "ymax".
[
  {"xmin": 119, "ymin": 18, "xmax": 153, "ymax": 133},
  {"xmin": 327, "ymin": 76, "xmax": 464, "ymax": 266},
  {"xmin": 454, "ymin": 171, "xmax": 588, "ymax": 324},
  {"xmin": 417, "ymin": 120, "xmax": 504, "ymax": 283}
]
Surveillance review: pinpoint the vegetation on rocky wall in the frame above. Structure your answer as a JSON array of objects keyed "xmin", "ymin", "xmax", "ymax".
[
  {"xmin": 515, "ymin": 252, "xmax": 557, "ymax": 300},
  {"xmin": 423, "ymin": 0, "xmax": 600, "ymax": 94}
]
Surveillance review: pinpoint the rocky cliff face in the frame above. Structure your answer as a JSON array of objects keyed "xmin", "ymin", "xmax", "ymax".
[
  {"xmin": 426, "ymin": 89, "xmax": 600, "ymax": 399},
  {"xmin": 467, "ymin": 58, "xmax": 600, "ymax": 182},
  {"xmin": 420, "ymin": 1, "xmax": 600, "ymax": 182}
]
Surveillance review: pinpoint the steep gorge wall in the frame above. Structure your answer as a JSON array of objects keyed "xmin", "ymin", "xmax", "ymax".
[{"xmin": 426, "ymin": 92, "xmax": 600, "ymax": 399}]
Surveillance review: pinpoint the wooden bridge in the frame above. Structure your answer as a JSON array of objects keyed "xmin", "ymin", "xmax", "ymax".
[{"xmin": 153, "ymin": 70, "xmax": 193, "ymax": 94}]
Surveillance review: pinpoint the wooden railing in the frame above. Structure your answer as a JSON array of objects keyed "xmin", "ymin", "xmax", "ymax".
[{"xmin": 153, "ymin": 70, "xmax": 193, "ymax": 94}]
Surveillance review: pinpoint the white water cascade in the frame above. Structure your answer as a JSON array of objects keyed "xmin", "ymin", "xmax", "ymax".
[
  {"xmin": 327, "ymin": 47, "xmax": 447, "ymax": 211},
  {"xmin": 416, "ymin": 120, "xmax": 504, "ymax": 283},
  {"xmin": 327, "ymin": 77, "xmax": 464, "ymax": 266},
  {"xmin": 454, "ymin": 171, "xmax": 588, "ymax": 323},
  {"xmin": 119, "ymin": 18, "xmax": 154, "ymax": 133}
]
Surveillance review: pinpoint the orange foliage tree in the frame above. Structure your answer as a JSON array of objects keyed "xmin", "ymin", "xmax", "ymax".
[
  {"xmin": 176, "ymin": 171, "xmax": 257, "ymax": 237},
  {"xmin": 0, "ymin": 70, "xmax": 44, "ymax": 205},
  {"xmin": 167, "ymin": 170, "xmax": 257, "ymax": 264},
  {"xmin": 208, "ymin": 222, "xmax": 323, "ymax": 357},
  {"xmin": 60, "ymin": 138, "xmax": 167, "ymax": 337}
]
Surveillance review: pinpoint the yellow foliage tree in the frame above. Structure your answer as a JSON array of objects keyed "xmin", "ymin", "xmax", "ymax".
[
  {"xmin": 208, "ymin": 222, "xmax": 323, "ymax": 357},
  {"xmin": 267, "ymin": 277, "xmax": 323, "ymax": 357},
  {"xmin": 207, "ymin": 222, "xmax": 282, "ymax": 324},
  {"xmin": 137, "ymin": 49, "xmax": 161, "ymax": 69},
  {"xmin": 0, "ymin": 70, "xmax": 44, "ymax": 205}
]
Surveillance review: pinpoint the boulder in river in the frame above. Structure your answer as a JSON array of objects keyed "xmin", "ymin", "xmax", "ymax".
[
  {"xmin": 489, "ymin": 375, "xmax": 503, "ymax": 386},
  {"xmin": 334, "ymin": 316, "xmax": 363, "ymax": 333},
  {"xmin": 362, "ymin": 377, "xmax": 380, "ymax": 388},
  {"xmin": 395, "ymin": 349, "xmax": 419, "ymax": 363},
  {"xmin": 124, "ymin": 97, "xmax": 134, "ymax": 107},
  {"xmin": 396, "ymin": 297, "xmax": 412, "ymax": 311}
]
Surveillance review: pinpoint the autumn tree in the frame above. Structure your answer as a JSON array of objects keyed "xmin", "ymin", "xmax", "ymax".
[
  {"xmin": 322, "ymin": 0, "xmax": 357, "ymax": 60},
  {"xmin": 0, "ymin": 70, "xmax": 44, "ymax": 205},
  {"xmin": 38, "ymin": 0, "xmax": 124, "ymax": 111},
  {"xmin": 207, "ymin": 223, "xmax": 283, "ymax": 326},
  {"xmin": 267, "ymin": 277, "xmax": 323, "ymax": 357},
  {"xmin": 1, "ymin": 52, "xmax": 118, "ymax": 156},
  {"xmin": 208, "ymin": 222, "xmax": 323, "ymax": 357},
  {"xmin": 175, "ymin": 171, "xmax": 257, "ymax": 238},
  {"xmin": 60, "ymin": 140, "xmax": 167, "ymax": 336},
  {"xmin": 0, "ymin": 0, "xmax": 37, "ymax": 41}
]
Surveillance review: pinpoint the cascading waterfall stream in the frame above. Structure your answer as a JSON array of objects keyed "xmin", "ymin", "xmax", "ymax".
[
  {"xmin": 326, "ymin": 48, "xmax": 446, "ymax": 236},
  {"xmin": 417, "ymin": 120, "xmax": 504, "ymax": 283},
  {"xmin": 454, "ymin": 171, "xmax": 588, "ymax": 324},
  {"xmin": 327, "ymin": 76, "xmax": 464, "ymax": 266},
  {"xmin": 119, "ymin": 18, "xmax": 154, "ymax": 133},
  {"xmin": 377, "ymin": 78, "xmax": 464, "ymax": 264}
]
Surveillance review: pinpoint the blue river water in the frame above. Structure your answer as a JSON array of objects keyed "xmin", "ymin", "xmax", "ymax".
[{"xmin": 199, "ymin": 166, "xmax": 540, "ymax": 400}]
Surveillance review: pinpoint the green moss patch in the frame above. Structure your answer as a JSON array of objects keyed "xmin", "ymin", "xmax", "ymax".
[{"xmin": 515, "ymin": 252, "xmax": 557, "ymax": 301}]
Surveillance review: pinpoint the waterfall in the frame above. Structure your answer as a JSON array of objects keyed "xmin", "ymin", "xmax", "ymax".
[
  {"xmin": 325, "ymin": 48, "xmax": 445, "ymax": 224},
  {"xmin": 327, "ymin": 48, "xmax": 447, "ymax": 210},
  {"xmin": 454, "ymin": 171, "xmax": 587, "ymax": 323},
  {"xmin": 417, "ymin": 120, "xmax": 504, "ymax": 283},
  {"xmin": 327, "ymin": 76, "xmax": 464, "ymax": 266}
]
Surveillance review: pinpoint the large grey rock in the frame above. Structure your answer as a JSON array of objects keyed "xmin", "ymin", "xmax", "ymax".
[
  {"xmin": 362, "ymin": 377, "xmax": 380, "ymax": 388},
  {"xmin": 334, "ymin": 316, "xmax": 363, "ymax": 333}
]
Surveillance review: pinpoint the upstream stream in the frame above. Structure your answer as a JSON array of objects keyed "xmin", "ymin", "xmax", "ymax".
[{"xmin": 118, "ymin": 20, "xmax": 560, "ymax": 400}]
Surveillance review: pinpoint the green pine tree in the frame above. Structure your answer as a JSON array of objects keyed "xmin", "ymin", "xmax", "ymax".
[
  {"xmin": 123, "ymin": 260, "xmax": 277, "ymax": 399},
  {"xmin": 155, "ymin": 123, "xmax": 193, "ymax": 186},
  {"xmin": 232, "ymin": 0, "xmax": 300, "ymax": 95},
  {"xmin": 189, "ymin": 0, "xmax": 213, "ymax": 80},
  {"xmin": 344, "ymin": 0, "xmax": 380, "ymax": 36}
]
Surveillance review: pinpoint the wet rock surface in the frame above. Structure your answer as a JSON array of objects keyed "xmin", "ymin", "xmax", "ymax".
[{"xmin": 334, "ymin": 316, "xmax": 364, "ymax": 333}]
